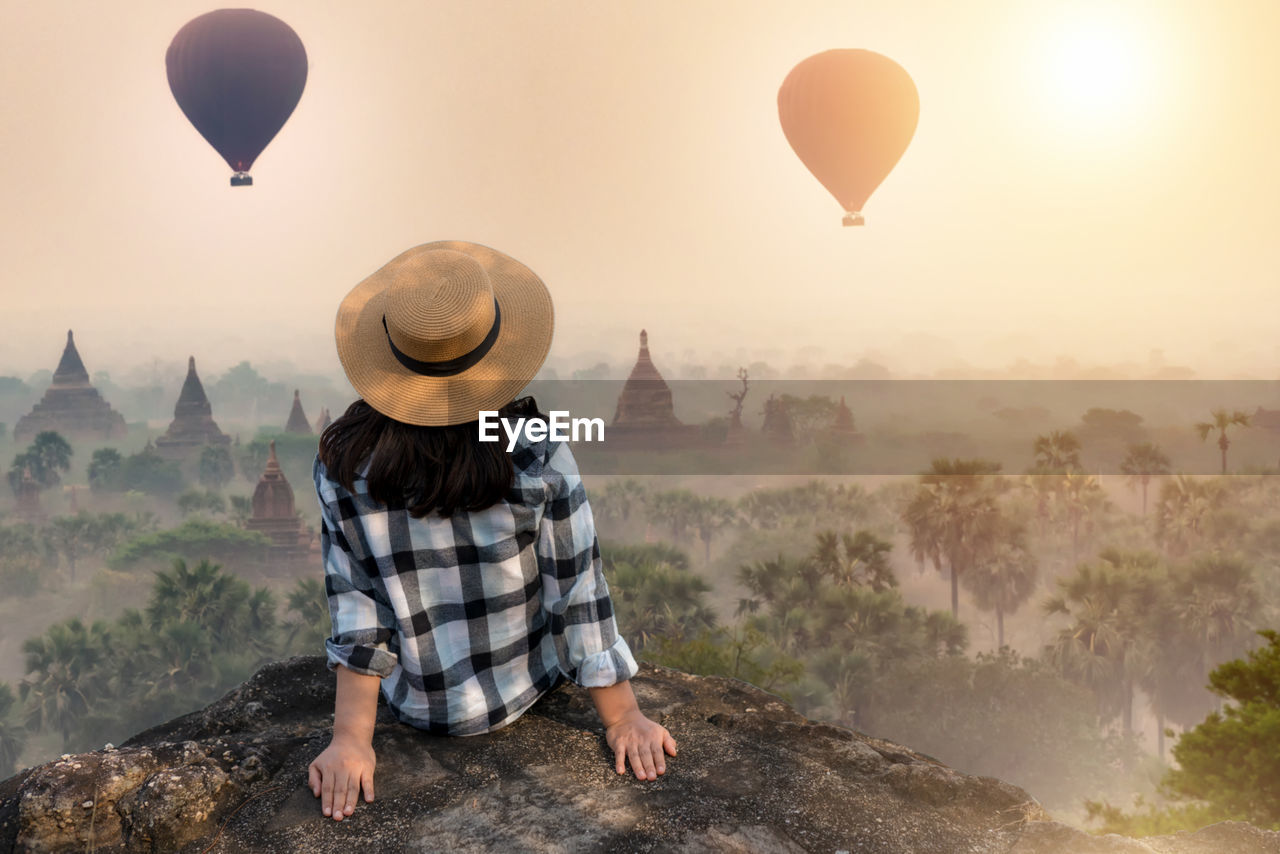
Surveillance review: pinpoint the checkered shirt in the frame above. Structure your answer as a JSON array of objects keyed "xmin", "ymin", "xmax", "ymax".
[{"xmin": 314, "ymin": 433, "xmax": 639, "ymax": 736}]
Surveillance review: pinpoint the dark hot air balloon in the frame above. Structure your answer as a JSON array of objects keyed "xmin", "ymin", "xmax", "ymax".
[
  {"xmin": 777, "ymin": 49, "xmax": 918, "ymax": 226},
  {"xmin": 166, "ymin": 9, "xmax": 308, "ymax": 186}
]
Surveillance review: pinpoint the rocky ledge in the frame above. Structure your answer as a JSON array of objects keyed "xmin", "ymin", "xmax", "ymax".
[{"xmin": 0, "ymin": 657, "xmax": 1276, "ymax": 853}]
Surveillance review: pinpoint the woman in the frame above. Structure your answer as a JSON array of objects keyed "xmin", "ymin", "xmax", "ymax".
[{"xmin": 307, "ymin": 242, "xmax": 676, "ymax": 822}]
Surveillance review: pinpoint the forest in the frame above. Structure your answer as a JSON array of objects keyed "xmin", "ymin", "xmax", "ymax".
[{"xmin": 1, "ymin": 365, "xmax": 1279, "ymax": 835}]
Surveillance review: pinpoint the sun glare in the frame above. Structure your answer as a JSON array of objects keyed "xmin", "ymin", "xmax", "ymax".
[{"xmin": 1032, "ymin": 8, "xmax": 1161, "ymax": 139}]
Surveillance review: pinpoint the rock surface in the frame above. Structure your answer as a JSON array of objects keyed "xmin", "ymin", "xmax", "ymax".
[{"xmin": 0, "ymin": 657, "xmax": 1274, "ymax": 853}]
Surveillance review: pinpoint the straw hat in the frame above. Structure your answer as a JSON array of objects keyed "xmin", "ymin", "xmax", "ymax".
[{"xmin": 335, "ymin": 241, "xmax": 554, "ymax": 426}]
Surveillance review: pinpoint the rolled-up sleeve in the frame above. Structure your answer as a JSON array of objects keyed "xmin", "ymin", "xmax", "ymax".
[
  {"xmin": 536, "ymin": 442, "xmax": 639, "ymax": 688},
  {"xmin": 316, "ymin": 465, "xmax": 399, "ymax": 679}
]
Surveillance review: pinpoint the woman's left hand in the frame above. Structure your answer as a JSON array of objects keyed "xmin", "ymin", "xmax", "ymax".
[{"xmin": 605, "ymin": 709, "xmax": 677, "ymax": 780}]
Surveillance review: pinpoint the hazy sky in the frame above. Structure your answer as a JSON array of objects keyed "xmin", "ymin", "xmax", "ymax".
[{"xmin": 3, "ymin": 0, "xmax": 1279, "ymax": 384}]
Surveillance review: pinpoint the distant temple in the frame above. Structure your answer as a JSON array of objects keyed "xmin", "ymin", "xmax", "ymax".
[
  {"xmin": 15, "ymin": 331, "xmax": 127, "ymax": 441},
  {"xmin": 761, "ymin": 394, "xmax": 795, "ymax": 445},
  {"xmin": 608, "ymin": 330, "xmax": 698, "ymax": 448},
  {"xmin": 313, "ymin": 407, "xmax": 332, "ymax": 433},
  {"xmin": 832, "ymin": 397, "xmax": 856, "ymax": 433},
  {"xmin": 284, "ymin": 390, "xmax": 312, "ymax": 435},
  {"xmin": 245, "ymin": 440, "xmax": 314, "ymax": 574},
  {"xmin": 825, "ymin": 395, "xmax": 865, "ymax": 445},
  {"xmin": 154, "ymin": 357, "xmax": 230, "ymax": 459},
  {"xmin": 13, "ymin": 465, "xmax": 44, "ymax": 524}
]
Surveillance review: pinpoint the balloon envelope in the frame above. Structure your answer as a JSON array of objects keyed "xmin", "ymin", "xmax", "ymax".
[
  {"xmin": 166, "ymin": 9, "xmax": 308, "ymax": 184},
  {"xmin": 777, "ymin": 49, "xmax": 918, "ymax": 223}
]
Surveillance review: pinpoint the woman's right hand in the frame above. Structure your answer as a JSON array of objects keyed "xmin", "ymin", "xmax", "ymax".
[{"xmin": 308, "ymin": 735, "xmax": 376, "ymax": 821}]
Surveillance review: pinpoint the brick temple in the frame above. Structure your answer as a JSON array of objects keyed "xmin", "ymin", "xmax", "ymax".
[
  {"xmin": 154, "ymin": 357, "xmax": 231, "ymax": 459},
  {"xmin": 15, "ymin": 331, "xmax": 127, "ymax": 441},
  {"xmin": 245, "ymin": 440, "xmax": 314, "ymax": 574},
  {"xmin": 608, "ymin": 330, "xmax": 698, "ymax": 448},
  {"xmin": 284, "ymin": 390, "xmax": 312, "ymax": 435}
]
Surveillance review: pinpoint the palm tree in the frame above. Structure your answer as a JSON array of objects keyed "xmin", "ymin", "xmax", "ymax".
[
  {"xmin": 145, "ymin": 558, "xmax": 276, "ymax": 652},
  {"xmin": 177, "ymin": 489, "xmax": 227, "ymax": 518},
  {"xmin": 1172, "ymin": 554, "xmax": 1260, "ymax": 694},
  {"xmin": 284, "ymin": 577, "xmax": 330, "ymax": 654},
  {"xmin": 9, "ymin": 431, "xmax": 74, "ymax": 494},
  {"xmin": 808, "ymin": 646, "xmax": 873, "ymax": 727},
  {"xmin": 1044, "ymin": 550, "xmax": 1175, "ymax": 737},
  {"xmin": 644, "ymin": 490, "xmax": 696, "ymax": 545},
  {"xmin": 812, "ymin": 530, "xmax": 895, "ymax": 592},
  {"xmin": 1120, "ymin": 441, "xmax": 1172, "ymax": 517},
  {"xmin": 19, "ymin": 618, "xmax": 111, "ymax": 747},
  {"xmin": 27, "ymin": 431, "xmax": 74, "ymax": 486},
  {"xmin": 198, "ymin": 444, "xmax": 235, "ymax": 492},
  {"xmin": 962, "ymin": 519, "xmax": 1038, "ymax": 648},
  {"xmin": 1194, "ymin": 409, "xmax": 1251, "ymax": 474},
  {"xmin": 43, "ymin": 513, "xmax": 99, "ymax": 581},
  {"xmin": 596, "ymin": 479, "xmax": 649, "ymax": 526},
  {"xmin": 1154, "ymin": 476, "xmax": 1226, "ymax": 558},
  {"xmin": 1043, "ymin": 561, "xmax": 1133, "ymax": 730},
  {"xmin": 686, "ymin": 495, "xmax": 737, "ymax": 564},
  {"xmin": 1032, "ymin": 430, "xmax": 1083, "ymax": 473},
  {"xmin": 0, "ymin": 682, "xmax": 27, "ymax": 777},
  {"xmin": 1125, "ymin": 567, "xmax": 1202, "ymax": 760},
  {"xmin": 902, "ymin": 458, "xmax": 1003, "ymax": 618},
  {"xmin": 1060, "ymin": 472, "xmax": 1108, "ymax": 567},
  {"xmin": 228, "ymin": 495, "xmax": 253, "ymax": 528},
  {"xmin": 736, "ymin": 554, "xmax": 793, "ymax": 617},
  {"xmin": 87, "ymin": 447, "xmax": 123, "ymax": 493},
  {"xmin": 610, "ymin": 558, "xmax": 715, "ymax": 650},
  {"xmin": 737, "ymin": 482, "xmax": 872, "ymax": 532}
]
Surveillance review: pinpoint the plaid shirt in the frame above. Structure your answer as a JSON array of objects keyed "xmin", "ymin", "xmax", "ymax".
[{"xmin": 314, "ymin": 433, "xmax": 638, "ymax": 736}]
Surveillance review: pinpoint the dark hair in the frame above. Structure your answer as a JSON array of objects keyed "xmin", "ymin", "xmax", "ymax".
[{"xmin": 318, "ymin": 396, "xmax": 545, "ymax": 518}]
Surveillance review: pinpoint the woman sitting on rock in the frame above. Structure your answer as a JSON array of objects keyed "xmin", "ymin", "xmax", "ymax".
[{"xmin": 307, "ymin": 242, "xmax": 676, "ymax": 822}]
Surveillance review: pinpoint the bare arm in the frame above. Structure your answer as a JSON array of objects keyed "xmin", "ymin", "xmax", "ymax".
[
  {"xmin": 589, "ymin": 680, "xmax": 678, "ymax": 780},
  {"xmin": 308, "ymin": 664, "xmax": 381, "ymax": 820},
  {"xmin": 332, "ymin": 663, "xmax": 381, "ymax": 743}
]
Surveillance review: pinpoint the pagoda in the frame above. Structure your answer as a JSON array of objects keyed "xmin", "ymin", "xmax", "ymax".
[
  {"xmin": 608, "ymin": 330, "xmax": 698, "ymax": 448},
  {"xmin": 313, "ymin": 407, "xmax": 332, "ymax": 433},
  {"xmin": 13, "ymin": 465, "xmax": 45, "ymax": 524},
  {"xmin": 284, "ymin": 390, "xmax": 312, "ymax": 434},
  {"xmin": 244, "ymin": 440, "xmax": 313, "ymax": 574},
  {"xmin": 761, "ymin": 394, "xmax": 795, "ymax": 445},
  {"xmin": 154, "ymin": 357, "xmax": 230, "ymax": 459},
  {"xmin": 831, "ymin": 397, "xmax": 857, "ymax": 434},
  {"xmin": 15, "ymin": 331, "xmax": 127, "ymax": 441},
  {"xmin": 824, "ymin": 395, "xmax": 865, "ymax": 445}
]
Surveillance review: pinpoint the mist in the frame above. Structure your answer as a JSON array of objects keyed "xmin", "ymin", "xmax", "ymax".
[{"xmin": 3, "ymin": 0, "xmax": 1280, "ymax": 840}]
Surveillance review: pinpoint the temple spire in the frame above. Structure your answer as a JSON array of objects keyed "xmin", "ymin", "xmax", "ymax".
[
  {"xmin": 52, "ymin": 329, "xmax": 90, "ymax": 387},
  {"xmin": 154, "ymin": 355, "xmax": 229, "ymax": 457},
  {"xmin": 246, "ymin": 436, "xmax": 315, "ymax": 574},
  {"xmin": 285, "ymin": 389, "xmax": 312, "ymax": 434},
  {"xmin": 175, "ymin": 356, "xmax": 213, "ymax": 416},
  {"xmin": 608, "ymin": 329, "xmax": 697, "ymax": 447}
]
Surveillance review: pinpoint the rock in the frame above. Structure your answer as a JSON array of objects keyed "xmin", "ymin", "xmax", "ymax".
[{"xmin": 0, "ymin": 657, "xmax": 1275, "ymax": 853}]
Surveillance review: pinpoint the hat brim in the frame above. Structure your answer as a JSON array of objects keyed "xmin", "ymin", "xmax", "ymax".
[{"xmin": 335, "ymin": 241, "xmax": 554, "ymax": 426}]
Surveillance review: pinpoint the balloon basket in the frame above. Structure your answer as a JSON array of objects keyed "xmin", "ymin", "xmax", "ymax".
[
  {"xmin": 230, "ymin": 172, "xmax": 253, "ymax": 187},
  {"xmin": 842, "ymin": 212, "xmax": 865, "ymax": 227}
]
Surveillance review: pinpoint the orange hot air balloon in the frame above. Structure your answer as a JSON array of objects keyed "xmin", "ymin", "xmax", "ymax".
[{"xmin": 778, "ymin": 49, "xmax": 919, "ymax": 226}]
